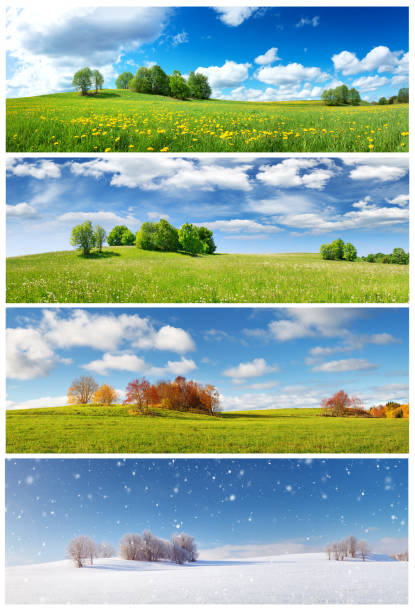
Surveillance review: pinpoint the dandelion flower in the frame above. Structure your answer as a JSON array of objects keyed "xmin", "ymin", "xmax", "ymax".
[{"xmin": 104, "ymin": 147, "xmax": 111, "ymax": 152}]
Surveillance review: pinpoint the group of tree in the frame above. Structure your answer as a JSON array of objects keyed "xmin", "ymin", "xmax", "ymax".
[
  {"xmin": 136, "ymin": 219, "xmax": 216, "ymax": 256},
  {"xmin": 67, "ymin": 531, "xmax": 197, "ymax": 568},
  {"xmin": 377, "ymin": 88, "xmax": 409, "ymax": 105},
  {"xmin": 360, "ymin": 247, "xmax": 409, "ymax": 265},
  {"xmin": 70, "ymin": 221, "xmax": 107, "ymax": 256},
  {"xmin": 322, "ymin": 84, "xmax": 361, "ymax": 106},
  {"xmin": 320, "ymin": 238, "xmax": 357, "ymax": 261},
  {"xmin": 326, "ymin": 536, "xmax": 370, "ymax": 561},
  {"xmin": 391, "ymin": 551, "xmax": 408, "ymax": 561},
  {"xmin": 72, "ymin": 68, "xmax": 104, "ymax": 95},
  {"xmin": 124, "ymin": 376, "xmax": 220, "ymax": 416},
  {"xmin": 123, "ymin": 65, "xmax": 211, "ymax": 100},
  {"xmin": 369, "ymin": 401, "xmax": 409, "ymax": 419}
]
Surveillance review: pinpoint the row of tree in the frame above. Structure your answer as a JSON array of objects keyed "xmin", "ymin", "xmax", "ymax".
[
  {"xmin": 67, "ymin": 531, "xmax": 197, "ymax": 568},
  {"xmin": 326, "ymin": 536, "xmax": 370, "ymax": 561},
  {"xmin": 320, "ymin": 239, "xmax": 409, "ymax": 265},
  {"xmin": 369, "ymin": 402, "xmax": 409, "ymax": 419},
  {"xmin": 116, "ymin": 65, "xmax": 211, "ymax": 100},
  {"xmin": 321, "ymin": 391, "xmax": 409, "ymax": 419},
  {"xmin": 377, "ymin": 88, "xmax": 409, "ymax": 105},
  {"xmin": 361, "ymin": 248, "xmax": 409, "ymax": 265},
  {"xmin": 70, "ymin": 220, "xmax": 216, "ymax": 257},
  {"xmin": 67, "ymin": 375, "xmax": 220, "ymax": 416},
  {"xmin": 322, "ymin": 85, "xmax": 361, "ymax": 106}
]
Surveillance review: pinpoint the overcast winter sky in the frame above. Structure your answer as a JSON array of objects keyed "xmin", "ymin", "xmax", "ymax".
[
  {"xmin": 6, "ymin": 156, "xmax": 409, "ymax": 256},
  {"xmin": 6, "ymin": 458, "xmax": 408, "ymax": 566},
  {"xmin": 6, "ymin": 307, "xmax": 408, "ymax": 412},
  {"xmin": 6, "ymin": 6, "xmax": 408, "ymax": 101}
]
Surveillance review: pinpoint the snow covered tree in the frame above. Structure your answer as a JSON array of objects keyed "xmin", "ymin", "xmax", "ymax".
[
  {"xmin": 173, "ymin": 533, "xmax": 198, "ymax": 561},
  {"xmin": 99, "ymin": 542, "xmax": 115, "ymax": 558},
  {"xmin": 346, "ymin": 535, "xmax": 358, "ymax": 558},
  {"xmin": 119, "ymin": 533, "xmax": 143, "ymax": 561},
  {"xmin": 357, "ymin": 540, "xmax": 370, "ymax": 561},
  {"xmin": 170, "ymin": 534, "xmax": 191, "ymax": 564},
  {"xmin": 326, "ymin": 543, "xmax": 332, "ymax": 560},
  {"xmin": 67, "ymin": 536, "xmax": 97, "ymax": 568}
]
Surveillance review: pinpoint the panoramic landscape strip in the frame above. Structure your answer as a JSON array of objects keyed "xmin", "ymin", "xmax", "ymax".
[
  {"xmin": 6, "ymin": 6, "xmax": 408, "ymax": 152},
  {"xmin": 6, "ymin": 458, "xmax": 408, "ymax": 604},
  {"xmin": 6, "ymin": 156, "xmax": 409, "ymax": 303},
  {"xmin": 6, "ymin": 307, "xmax": 408, "ymax": 454}
]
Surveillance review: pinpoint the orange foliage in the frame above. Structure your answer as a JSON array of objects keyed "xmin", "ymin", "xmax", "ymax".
[{"xmin": 93, "ymin": 383, "xmax": 119, "ymax": 406}]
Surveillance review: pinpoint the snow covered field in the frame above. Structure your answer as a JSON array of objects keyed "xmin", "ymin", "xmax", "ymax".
[{"xmin": 6, "ymin": 552, "xmax": 407, "ymax": 604}]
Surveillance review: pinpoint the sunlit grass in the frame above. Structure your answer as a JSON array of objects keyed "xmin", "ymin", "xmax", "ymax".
[
  {"xmin": 6, "ymin": 90, "xmax": 409, "ymax": 152},
  {"xmin": 6, "ymin": 405, "xmax": 408, "ymax": 453}
]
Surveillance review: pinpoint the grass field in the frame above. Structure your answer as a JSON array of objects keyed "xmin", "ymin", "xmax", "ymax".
[
  {"xmin": 6, "ymin": 248, "xmax": 408, "ymax": 303},
  {"xmin": 6, "ymin": 90, "xmax": 409, "ymax": 152},
  {"xmin": 6, "ymin": 405, "xmax": 408, "ymax": 453}
]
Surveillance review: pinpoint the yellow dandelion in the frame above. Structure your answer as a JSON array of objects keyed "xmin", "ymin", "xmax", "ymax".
[
  {"xmin": 104, "ymin": 147, "xmax": 111, "ymax": 152},
  {"xmin": 160, "ymin": 146, "xmax": 169, "ymax": 152},
  {"xmin": 129, "ymin": 144, "xmax": 135, "ymax": 148},
  {"xmin": 147, "ymin": 147, "xmax": 154, "ymax": 151}
]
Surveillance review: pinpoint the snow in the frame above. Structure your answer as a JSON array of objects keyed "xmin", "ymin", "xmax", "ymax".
[{"xmin": 6, "ymin": 553, "xmax": 407, "ymax": 604}]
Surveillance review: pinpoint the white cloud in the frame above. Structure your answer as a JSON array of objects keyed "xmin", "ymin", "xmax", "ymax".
[
  {"xmin": 349, "ymin": 164, "xmax": 407, "ymax": 182},
  {"xmin": 243, "ymin": 381, "xmax": 279, "ymax": 390},
  {"xmin": 57, "ymin": 211, "xmax": 139, "ymax": 228},
  {"xmin": 369, "ymin": 333, "xmax": 399, "ymax": 345},
  {"xmin": 83, "ymin": 353, "xmax": 146, "ymax": 375},
  {"xmin": 6, "ymin": 159, "xmax": 61, "ymax": 179},
  {"xmin": 213, "ymin": 7, "xmax": 258, "ymax": 27},
  {"xmin": 153, "ymin": 325, "xmax": 195, "ymax": 353},
  {"xmin": 201, "ymin": 539, "xmax": 319, "ymax": 560},
  {"xmin": 196, "ymin": 60, "xmax": 251, "ymax": 88},
  {"xmin": 351, "ymin": 75, "xmax": 388, "ymax": 92},
  {"xmin": 154, "ymin": 357, "xmax": 197, "ymax": 377},
  {"xmin": 6, "ymin": 7, "xmax": 168, "ymax": 96},
  {"xmin": 257, "ymin": 63, "xmax": 329, "ymax": 86},
  {"xmin": 269, "ymin": 309, "xmax": 357, "ymax": 341},
  {"xmin": 254, "ymin": 47, "xmax": 280, "ymax": 65},
  {"xmin": 391, "ymin": 75, "xmax": 408, "ymax": 85},
  {"xmin": 295, "ymin": 16, "xmax": 319, "ymax": 28},
  {"xmin": 172, "ymin": 31, "xmax": 188, "ymax": 46},
  {"xmin": 386, "ymin": 194, "xmax": 409, "ymax": 207},
  {"xmin": 147, "ymin": 211, "xmax": 170, "ymax": 220},
  {"xmin": 6, "ymin": 395, "xmax": 69, "ymax": 410},
  {"xmin": 220, "ymin": 387, "xmax": 321, "ymax": 411},
  {"xmin": 195, "ymin": 219, "xmax": 280, "ymax": 234},
  {"xmin": 257, "ymin": 159, "xmax": 334, "ymax": 190},
  {"xmin": 223, "ymin": 358, "xmax": 279, "ymax": 381},
  {"xmin": 332, "ymin": 46, "xmax": 405, "ymax": 76},
  {"xmin": 313, "ymin": 358, "xmax": 377, "ymax": 372},
  {"xmin": 6, "ymin": 328, "xmax": 56, "ymax": 380},
  {"xmin": 6, "ymin": 202, "xmax": 38, "ymax": 219}
]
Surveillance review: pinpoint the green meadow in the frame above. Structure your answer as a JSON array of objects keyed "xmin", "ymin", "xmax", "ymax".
[
  {"xmin": 6, "ymin": 248, "xmax": 408, "ymax": 303},
  {"xmin": 6, "ymin": 405, "xmax": 408, "ymax": 454},
  {"xmin": 6, "ymin": 90, "xmax": 409, "ymax": 152}
]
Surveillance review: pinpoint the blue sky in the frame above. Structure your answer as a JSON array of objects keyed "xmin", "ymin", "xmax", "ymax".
[
  {"xmin": 6, "ymin": 6, "xmax": 408, "ymax": 101},
  {"xmin": 6, "ymin": 458, "xmax": 408, "ymax": 565},
  {"xmin": 6, "ymin": 156, "xmax": 409, "ymax": 256},
  {"xmin": 6, "ymin": 307, "xmax": 408, "ymax": 411}
]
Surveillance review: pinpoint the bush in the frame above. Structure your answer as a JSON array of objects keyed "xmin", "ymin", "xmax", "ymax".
[
  {"xmin": 320, "ymin": 238, "xmax": 352, "ymax": 261},
  {"xmin": 343, "ymin": 242, "xmax": 357, "ymax": 261},
  {"xmin": 136, "ymin": 220, "xmax": 216, "ymax": 255}
]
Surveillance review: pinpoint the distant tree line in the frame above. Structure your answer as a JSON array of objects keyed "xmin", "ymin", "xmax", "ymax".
[
  {"xmin": 67, "ymin": 375, "xmax": 220, "ymax": 416},
  {"xmin": 70, "ymin": 220, "xmax": 216, "ymax": 257},
  {"xmin": 320, "ymin": 239, "xmax": 408, "ymax": 265},
  {"xmin": 322, "ymin": 84, "xmax": 361, "ymax": 106},
  {"xmin": 122, "ymin": 65, "xmax": 211, "ymax": 100},
  {"xmin": 369, "ymin": 401, "xmax": 409, "ymax": 419},
  {"xmin": 321, "ymin": 391, "xmax": 409, "ymax": 419},
  {"xmin": 67, "ymin": 531, "xmax": 197, "ymax": 568},
  {"xmin": 326, "ymin": 536, "xmax": 370, "ymax": 561},
  {"xmin": 377, "ymin": 88, "xmax": 409, "ymax": 105}
]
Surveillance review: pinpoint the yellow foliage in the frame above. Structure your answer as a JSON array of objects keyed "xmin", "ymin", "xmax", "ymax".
[{"xmin": 93, "ymin": 383, "xmax": 118, "ymax": 406}]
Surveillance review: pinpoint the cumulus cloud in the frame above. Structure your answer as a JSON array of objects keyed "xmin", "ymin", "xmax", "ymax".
[
  {"xmin": 152, "ymin": 325, "xmax": 195, "ymax": 353},
  {"xmin": 313, "ymin": 358, "xmax": 377, "ymax": 373},
  {"xmin": 83, "ymin": 353, "xmax": 146, "ymax": 375},
  {"xmin": 6, "ymin": 202, "xmax": 38, "ymax": 219},
  {"xmin": 386, "ymin": 194, "xmax": 409, "ymax": 207},
  {"xmin": 223, "ymin": 358, "xmax": 279, "ymax": 381},
  {"xmin": 6, "ymin": 6, "xmax": 168, "ymax": 96},
  {"xmin": 195, "ymin": 219, "xmax": 280, "ymax": 234},
  {"xmin": 6, "ymin": 395, "xmax": 69, "ymax": 410},
  {"xmin": 256, "ymin": 159, "xmax": 334, "ymax": 190},
  {"xmin": 56, "ymin": 211, "xmax": 139, "ymax": 228},
  {"xmin": 213, "ymin": 7, "xmax": 259, "ymax": 27},
  {"xmin": 268, "ymin": 309, "xmax": 358, "ymax": 342},
  {"xmin": 6, "ymin": 328, "xmax": 57, "ymax": 380},
  {"xmin": 196, "ymin": 60, "xmax": 251, "ymax": 88},
  {"xmin": 6, "ymin": 159, "xmax": 61, "ymax": 179},
  {"xmin": 332, "ymin": 46, "xmax": 408, "ymax": 77},
  {"xmin": 220, "ymin": 387, "xmax": 321, "ymax": 411},
  {"xmin": 351, "ymin": 75, "xmax": 388, "ymax": 92},
  {"xmin": 349, "ymin": 164, "xmax": 407, "ymax": 182},
  {"xmin": 257, "ymin": 63, "xmax": 329, "ymax": 86},
  {"xmin": 254, "ymin": 47, "xmax": 280, "ymax": 65}
]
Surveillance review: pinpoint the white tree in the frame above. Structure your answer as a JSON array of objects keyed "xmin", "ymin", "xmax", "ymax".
[
  {"xmin": 173, "ymin": 533, "xmax": 198, "ymax": 562},
  {"xmin": 346, "ymin": 535, "xmax": 357, "ymax": 558},
  {"xmin": 67, "ymin": 536, "xmax": 97, "ymax": 568},
  {"xmin": 326, "ymin": 543, "xmax": 332, "ymax": 560},
  {"xmin": 170, "ymin": 534, "xmax": 191, "ymax": 564},
  {"xmin": 99, "ymin": 542, "xmax": 115, "ymax": 558},
  {"xmin": 357, "ymin": 540, "xmax": 370, "ymax": 561},
  {"xmin": 119, "ymin": 533, "xmax": 143, "ymax": 561}
]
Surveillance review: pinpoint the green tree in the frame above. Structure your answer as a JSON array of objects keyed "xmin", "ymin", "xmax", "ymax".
[
  {"xmin": 197, "ymin": 226, "xmax": 216, "ymax": 254},
  {"xmin": 388, "ymin": 95, "xmax": 398, "ymax": 104},
  {"xmin": 71, "ymin": 221, "xmax": 96, "ymax": 256},
  {"xmin": 92, "ymin": 70, "xmax": 104, "ymax": 93},
  {"xmin": 322, "ymin": 88, "xmax": 336, "ymax": 105},
  {"xmin": 149, "ymin": 65, "xmax": 170, "ymax": 96},
  {"xmin": 116, "ymin": 71, "xmax": 134, "ymax": 89},
  {"xmin": 320, "ymin": 243, "xmax": 335, "ymax": 260},
  {"xmin": 178, "ymin": 223, "xmax": 204, "ymax": 255},
  {"xmin": 169, "ymin": 70, "xmax": 190, "ymax": 100},
  {"xmin": 136, "ymin": 222, "xmax": 159, "ymax": 250},
  {"xmin": 397, "ymin": 87, "xmax": 409, "ymax": 103},
  {"xmin": 343, "ymin": 242, "xmax": 357, "ymax": 261},
  {"xmin": 378, "ymin": 96, "xmax": 388, "ymax": 105},
  {"xmin": 156, "ymin": 219, "xmax": 180, "ymax": 251},
  {"xmin": 130, "ymin": 67, "xmax": 152, "ymax": 93},
  {"xmin": 94, "ymin": 225, "xmax": 106, "ymax": 252},
  {"xmin": 187, "ymin": 71, "xmax": 211, "ymax": 99},
  {"xmin": 391, "ymin": 247, "xmax": 409, "ymax": 265},
  {"xmin": 108, "ymin": 225, "xmax": 133, "ymax": 246},
  {"xmin": 334, "ymin": 84, "xmax": 349, "ymax": 105},
  {"xmin": 331, "ymin": 238, "xmax": 345, "ymax": 260},
  {"xmin": 72, "ymin": 67, "xmax": 93, "ymax": 96},
  {"xmin": 349, "ymin": 88, "xmax": 361, "ymax": 106},
  {"xmin": 120, "ymin": 228, "xmax": 135, "ymax": 245}
]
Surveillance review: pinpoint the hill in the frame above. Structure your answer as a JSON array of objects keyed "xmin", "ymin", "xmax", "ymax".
[
  {"xmin": 6, "ymin": 248, "xmax": 409, "ymax": 303},
  {"xmin": 6, "ymin": 553, "xmax": 407, "ymax": 604},
  {"xmin": 6, "ymin": 405, "xmax": 408, "ymax": 453},
  {"xmin": 6, "ymin": 89, "xmax": 408, "ymax": 152}
]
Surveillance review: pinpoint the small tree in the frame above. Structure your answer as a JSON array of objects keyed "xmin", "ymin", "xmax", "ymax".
[
  {"xmin": 169, "ymin": 70, "xmax": 190, "ymax": 100},
  {"xmin": 136, "ymin": 221, "xmax": 159, "ymax": 250},
  {"xmin": 321, "ymin": 390, "xmax": 364, "ymax": 417},
  {"xmin": 120, "ymin": 228, "xmax": 135, "ymax": 245},
  {"xmin": 93, "ymin": 383, "xmax": 119, "ymax": 406},
  {"xmin": 349, "ymin": 87, "xmax": 361, "ymax": 106},
  {"xmin": 197, "ymin": 226, "xmax": 216, "ymax": 254},
  {"xmin": 188, "ymin": 71, "xmax": 211, "ymax": 99},
  {"xmin": 72, "ymin": 67, "xmax": 93, "ymax": 96},
  {"xmin": 326, "ymin": 543, "xmax": 332, "ymax": 560},
  {"xmin": 347, "ymin": 535, "xmax": 358, "ymax": 558},
  {"xmin": 108, "ymin": 225, "xmax": 133, "ymax": 246},
  {"xmin": 378, "ymin": 96, "xmax": 388, "ymax": 105},
  {"xmin": 92, "ymin": 69, "xmax": 104, "ymax": 93},
  {"xmin": 343, "ymin": 242, "xmax": 357, "ymax": 261},
  {"xmin": 123, "ymin": 378, "xmax": 151, "ymax": 414},
  {"xmin": 170, "ymin": 535, "xmax": 191, "ymax": 564},
  {"xmin": 357, "ymin": 540, "xmax": 370, "ymax": 561},
  {"xmin": 397, "ymin": 87, "xmax": 409, "ymax": 103},
  {"xmin": 130, "ymin": 67, "xmax": 152, "ymax": 93},
  {"xmin": 149, "ymin": 65, "xmax": 170, "ymax": 96},
  {"xmin": 116, "ymin": 71, "xmax": 134, "ymax": 89},
  {"xmin": 390, "ymin": 247, "xmax": 409, "ymax": 265},
  {"xmin": 119, "ymin": 533, "xmax": 143, "ymax": 560},
  {"xmin": 99, "ymin": 542, "xmax": 116, "ymax": 558},
  {"xmin": 156, "ymin": 219, "xmax": 180, "ymax": 252},
  {"xmin": 67, "ymin": 536, "xmax": 97, "ymax": 568},
  {"xmin": 173, "ymin": 533, "xmax": 198, "ymax": 562},
  {"xmin": 68, "ymin": 376, "xmax": 99, "ymax": 405},
  {"xmin": 178, "ymin": 223, "xmax": 204, "ymax": 255},
  {"xmin": 71, "ymin": 221, "xmax": 96, "ymax": 256},
  {"xmin": 94, "ymin": 225, "xmax": 106, "ymax": 252}
]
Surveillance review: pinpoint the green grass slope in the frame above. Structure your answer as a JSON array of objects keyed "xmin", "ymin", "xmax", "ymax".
[
  {"xmin": 6, "ymin": 248, "xmax": 408, "ymax": 303},
  {"xmin": 6, "ymin": 405, "xmax": 408, "ymax": 454},
  {"xmin": 6, "ymin": 89, "xmax": 409, "ymax": 152}
]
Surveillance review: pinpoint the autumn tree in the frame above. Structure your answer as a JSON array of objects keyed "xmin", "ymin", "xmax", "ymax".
[
  {"xmin": 123, "ymin": 378, "xmax": 151, "ymax": 414},
  {"xmin": 93, "ymin": 383, "xmax": 119, "ymax": 406},
  {"xmin": 321, "ymin": 390, "xmax": 364, "ymax": 417},
  {"xmin": 68, "ymin": 376, "xmax": 99, "ymax": 405}
]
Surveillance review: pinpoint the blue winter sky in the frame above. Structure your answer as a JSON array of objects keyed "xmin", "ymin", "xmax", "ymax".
[
  {"xmin": 6, "ymin": 5, "xmax": 408, "ymax": 101},
  {"xmin": 6, "ymin": 307, "xmax": 408, "ymax": 411},
  {"xmin": 6, "ymin": 458, "xmax": 408, "ymax": 566},
  {"xmin": 6, "ymin": 156, "xmax": 409, "ymax": 256}
]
